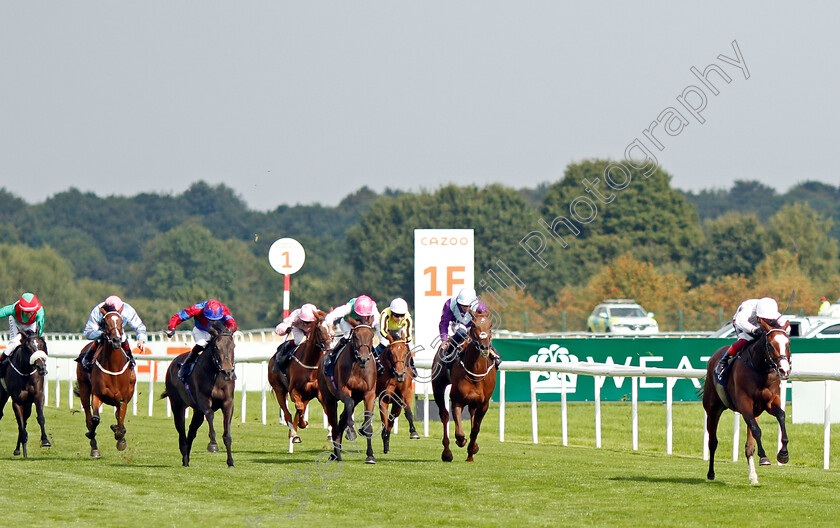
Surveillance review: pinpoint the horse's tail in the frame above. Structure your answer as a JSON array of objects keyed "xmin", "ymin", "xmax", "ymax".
[
  {"xmin": 72, "ymin": 382, "xmax": 81, "ymax": 398},
  {"xmin": 696, "ymin": 379, "xmax": 705, "ymax": 400},
  {"xmin": 159, "ymin": 390, "xmax": 168, "ymax": 400}
]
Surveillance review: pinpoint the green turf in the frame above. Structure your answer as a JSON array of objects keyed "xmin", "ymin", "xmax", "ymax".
[{"xmin": 2, "ymin": 392, "xmax": 840, "ymax": 527}]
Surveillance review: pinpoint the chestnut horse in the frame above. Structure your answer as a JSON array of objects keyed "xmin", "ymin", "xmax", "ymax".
[
  {"xmin": 376, "ymin": 330, "xmax": 420, "ymax": 454},
  {"xmin": 76, "ymin": 309, "xmax": 136, "ymax": 458},
  {"xmin": 317, "ymin": 323, "xmax": 377, "ymax": 464},
  {"xmin": 432, "ymin": 309, "xmax": 497, "ymax": 462},
  {"xmin": 0, "ymin": 330, "xmax": 50, "ymax": 457},
  {"xmin": 162, "ymin": 322, "xmax": 236, "ymax": 467},
  {"xmin": 703, "ymin": 318, "xmax": 792, "ymax": 485},
  {"xmin": 268, "ymin": 310, "xmax": 331, "ymax": 444}
]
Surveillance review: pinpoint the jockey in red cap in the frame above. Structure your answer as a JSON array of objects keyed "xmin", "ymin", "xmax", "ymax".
[
  {"xmin": 0, "ymin": 293, "xmax": 44, "ymax": 378},
  {"xmin": 166, "ymin": 299, "xmax": 237, "ymax": 382}
]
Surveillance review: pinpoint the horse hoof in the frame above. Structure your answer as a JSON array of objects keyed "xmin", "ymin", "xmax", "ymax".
[
  {"xmin": 13, "ymin": 449, "xmax": 20, "ymax": 456},
  {"xmin": 707, "ymin": 471, "xmax": 715, "ymax": 481},
  {"xmin": 365, "ymin": 456, "xmax": 376, "ymax": 464},
  {"xmin": 110, "ymin": 424, "xmax": 118, "ymax": 433},
  {"xmin": 474, "ymin": 444, "xmax": 480, "ymax": 454},
  {"xmin": 759, "ymin": 457, "xmax": 771, "ymax": 466},
  {"xmin": 346, "ymin": 428, "xmax": 357, "ymax": 442},
  {"xmin": 207, "ymin": 443, "xmax": 219, "ymax": 453},
  {"xmin": 466, "ymin": 456, "xmax": 474, "ymax": 462},
  {"xmin": 456, "ymin": 437, "xmax": 466, "ymax": 448},
  {"xmin": 292, "ymin": 436, "xmax": 302, "ymax": 444},
  {"xmin": 442, "ymin": 452, "xmax": 453, "ymax": 462},
  {"xmin": 116, "ymin": 439, "xmax": 127, "ymax": 451},
  {"xmin": 778, "ymin": 451, "xmax": 789, "ymax": 464},
  {"xmin": 91, "ymin": 450, "xmax": 101, "ymax": 458},
  {"xmin": 410, "ymin": 432, "xmax": 420, "ymax": 439},
  {"xmin": 41, "ymin": 440, "xmax": 52, "ymax": 448}
]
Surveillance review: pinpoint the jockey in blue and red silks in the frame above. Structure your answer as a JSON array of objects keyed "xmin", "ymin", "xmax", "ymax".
[
  {"xmin": 438, "ymin": 287, "xmax": 501, "ymax": 370},
  {"xmin": 166, "ymin": 299, "xmax": 238, "ymax": 381}
]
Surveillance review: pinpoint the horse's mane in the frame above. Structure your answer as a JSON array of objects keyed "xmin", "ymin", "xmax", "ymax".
[{"xmin": 208, "ymin": 321, "xmax": 232, "ymax": 337}]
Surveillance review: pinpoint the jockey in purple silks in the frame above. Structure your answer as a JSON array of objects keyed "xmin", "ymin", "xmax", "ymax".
[{"xmin": 438, "ymin": 287, "xmax": 501, "ymax": 369}]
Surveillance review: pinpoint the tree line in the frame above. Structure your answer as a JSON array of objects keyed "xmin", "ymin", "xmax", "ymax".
[{"xmin": 0, "ymin": 162, "xmax": 837, "ymax": 333}]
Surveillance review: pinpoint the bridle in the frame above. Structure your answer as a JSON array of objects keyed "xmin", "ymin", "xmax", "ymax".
[
  {"xmin": 761, "ymin": 327, "xmax": 791, "ymax": 379},
  {"xmin": 208, "ymin": 330, "xmax": 236, "ymax": 379},
  {"xmin": 8, "ymin": 335, "xmax": 48, "ymax": 377},
  {"xmin": 385, "ymin": 338, "xmax": 408, "ymax": 379},
  {"xmin": 350, "ymin": 324, "xmax": 374, "ymax": 368},
  {"xmin": 291, "ymin": 322, "xmax": 331, "ymax": 370}
]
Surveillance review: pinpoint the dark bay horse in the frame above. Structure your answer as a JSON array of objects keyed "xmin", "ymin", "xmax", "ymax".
[
  {"xmin": 0, "ymin": 331, "xmax": 50, "ymax": 457},
  {"xmin": 162, "ymin": 322, "xmax": 236, "ymax": 467},
  {"xmin": 268, "ymin": 310, "xmax": 330, "ymax": 444},
  {"xmin": 77, "ymin": 309, "xmax": 136, "ymax": 458},
  {"xmin": 317, "ymin": 324, "xmax": 377, "ymax": 464},
  {"xmin": 433, "ymin": 309, "xmax": 497, "ymax": 462},
  {"xmin": 376, "ymin": 331, "xmax": 420, "ymax": 454},
  {"xmin": 703, "ymin": 319, "xmax": 792, "ymax": 485}
]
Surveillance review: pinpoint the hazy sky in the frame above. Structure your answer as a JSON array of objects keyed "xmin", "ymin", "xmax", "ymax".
[{"xmin": 1, "ymin": 2, "xmax": 837, "ymax": 211}]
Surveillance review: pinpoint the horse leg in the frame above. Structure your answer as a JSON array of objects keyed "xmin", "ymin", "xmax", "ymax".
[
  {"xmin": 363, "ymin": 390, "xmax": 376, "ymax": 464},
  {"xmin": 222, "ymin": 398, "xmax": 234, "ymax": 467},
  {"xmin": 12, "ymin": 401, "xmax": 28, "ymax": 457},
  {"xmin": 705, "ymin": 404, "xmax": 724, "ymax": 481},
  {"xmin": 433, "ymin": 379, "xmax": 452, "ymax": 462},
  {"xmin": 185, "ymin": 407, "xmax": 206, "ymax": 463},
  {"xmin": 277, "ymin": 388, "xmax": 298, "ymax": 443},
  {"xmin": 323, "ymin": 396, "xmax": 342, "ymax": 461},
  {"xmin": 89, "ymin": 394, "xmax": 102, "ymax": 458},
  {"xmin": 452, "ymin": 400, "xmax": 467, "ymax": 449},
  {"xmin": 402, "ymin": 388, "xmax": 420, "ymax": 439},
  {"xmin": 35, "ymin": 389, "xmax": 51, "ymax": 447},
  {"xmin": 379, "ymin": 395, "xmax": 391, "ymax": 454},
  {"xmin": 204, "ymin": 408, "xmax": 219, "ymax": 453},
  {"xmin": 113, "ymin": 402, "xmax": 128, "ymax": 451},
  {"xmin": 466, "ymin": 403, "xmax": 489, "ymax": 462},
  {"xmin": 742, "ymin": 413, "xmax": 763, "ymax": 485},
  {"xmin": 292, "ymin": 390, "xmax": 309, "ymax": 429},
  {"xmin": 341, "ymin": 396, "xmax": 358, "ymax": 442},
  {"xmin": 172, "ymin": 403, "xmax": 190, "ymax": 466},
  {"xmin": 769, "ymin": 399, "xmax": 789, "ymax": 464}
]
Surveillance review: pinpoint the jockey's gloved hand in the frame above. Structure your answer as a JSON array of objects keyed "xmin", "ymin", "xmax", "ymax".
[{"xmin": 165, "ymin": 329, "xmax": 175, "ymax": 338}]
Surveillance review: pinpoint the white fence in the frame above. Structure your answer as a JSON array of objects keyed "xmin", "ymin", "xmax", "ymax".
[{"xmin": 15, "ymin": 332, "xmax": 840, "ymax": 470}]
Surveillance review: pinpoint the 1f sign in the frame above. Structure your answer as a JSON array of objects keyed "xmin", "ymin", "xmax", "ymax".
[{"xmin": 414, "ymin": 229, "xmax": 474, "ymax": 377}]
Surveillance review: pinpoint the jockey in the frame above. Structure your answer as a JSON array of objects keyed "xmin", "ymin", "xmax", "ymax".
[
  {"xmin": 166, "ymin": 299, "xmax": 238, "ymax": 382},
  {"xmin": 324, "ymin": 295, "xmax": 380, "ymax": 367},
  {"xmin": 79, "ymin": 295, "xmax": 147, "ymax": 372},
  {"xmin": 375, "ymin": 297, "xmax": 415, "ymax": 377},
  {"xmin": 274, "ymin": 303, "xmax": 319, "ymax": 371},
  {"xmin": 0, "ymin": 293, "xmax": 44, "ymax": 378},
  {"xmin": 438, "ymin": 287, "xmax": 501, "ymax": 369},
  {"xmin": 715, "ymin": 297, "xmax": 786, "ymax": 379}
]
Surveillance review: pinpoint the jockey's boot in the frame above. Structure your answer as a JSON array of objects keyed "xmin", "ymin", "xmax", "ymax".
[
  {"xmin": 490, "ymin": 351, "xmax": 502, "ymax": 370},
  {"xmin": 277, "ymin": 341, "xmax": 294, "ymax": 370},
  {"xmin": 373, "ymin": 344, "xmax": 386, "ymax": 376},
  {"xmin": 121, "ymin": 340, "xmax": 136, "ymax": 369},
  {"xmin": 715, "ymin": 352, "xmax": 735, "ymax": 380},
  {"xmin": 178, "ymin": 344, "xmax": 204, "ymax": 382},
  {"xmin": 331, "ymin": 337, "xmax": 348, "ymax": 361},
  {"xmin": 408, "ymin": 355, "xmax": 418, "ymax": 378},
  {"xmin": 80, "ymin": 342, "xmax": 99, "ymax": 372}
]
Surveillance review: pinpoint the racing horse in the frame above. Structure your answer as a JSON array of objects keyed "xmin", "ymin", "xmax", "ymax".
[
  {"xmin": 317, "ymin": 323, "xmax": 378, "ymax": 464},
  {"xmin": 162, "ymin": 322, "xmax": 236, "ymax": 467},
  {"xmin": 703, "ymin": 318, "xmax": 792, "ymax": 485},
  {"xmin": 376, "ymin": 330, "xmax": 420, "ymax": 454},
  {"xmin": 268, "ymin": 310, "xmax": 331, "ymax": 444},
  {"xmin": 432, "ymin": 308, "xmax": 497, "ymax": 462},
  {"xmin": 76, "ymin": 308, "xmax": 136, "ymax": 458},
  {"xmin": 0, "ymin": 330, "xmax": 50, "ymax": 457}
]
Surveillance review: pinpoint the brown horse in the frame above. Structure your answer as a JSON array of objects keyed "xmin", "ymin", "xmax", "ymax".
[
  {"xmin": 376, "ymin": 330, "xmax": 420, "ymax": 453},
  {"xmin": 317, "ymin": 323, "xmax": 377, "ymax": 464},
  {"xmin": 703, "ymin": 319, "xmax": 792, "ymax": 485},
  {"xmin": 162, "ymin": 322, "xmax": 236, "ymax": 467},
  {"xmin": 76, "ymin": 309, "xmax": 136, "ymax": 458},
  {"xmin": 268, "ymin": 310, "xmax": 331, "ymax": 444},
  {"xmin": 0, "ymin": 330, "xmax": 50, "ymax": 457},
  {"xmin": 433, "ymin": 309, "xmax": 497, "ymax": 462}
]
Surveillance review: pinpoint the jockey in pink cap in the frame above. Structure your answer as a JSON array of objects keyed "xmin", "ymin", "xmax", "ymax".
[
  {"xmin": 324, "ymin": 295, "xmax": 380, "ymax": 372},
  {"xmin": 273, "ymin": 303, "xmax": 320, "ymax": 372},
  {"xmin": 78, "ymin": 295, "xmax": 147, "ymax": 372}
]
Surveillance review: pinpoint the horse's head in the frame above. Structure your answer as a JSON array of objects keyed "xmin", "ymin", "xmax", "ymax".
[
  {"xmin": 468, "ymin": 309, "xmax": 493, "ymax": 358},
  {"xmin": 350, "ymin": 323, "xmax": 374, "ymax": 370},
  {"xmin": 99, "ymin": 308, "xmax": 124, "ymax": 349},
  {"xmin": 22, "ymin": 330, "xmax": 48, "ymax": 377},
  {"xmin": 209, "ymin": 322, "xmax": 236, "ymax": 381},
  {"xmin": 759, "ymin": 319, "xmax": 792, "ymax": 379},
  {"xmin": 309, "ymin": 311, "xmax": 331, "ymax": 352},
  {"xmin": 386, "ymin": 330, "xmax": 409, "ymax": 383}
]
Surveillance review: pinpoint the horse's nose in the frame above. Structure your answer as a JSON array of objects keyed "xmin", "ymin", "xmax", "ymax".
[{"xmin": 396, "ymin": 373, "xmax": 405, "ymax": 383}]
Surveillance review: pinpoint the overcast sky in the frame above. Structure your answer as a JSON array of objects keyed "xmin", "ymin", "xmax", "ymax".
[{"xmin": 1, "ymin": 2, "xmax": 837, "ymax": 211}]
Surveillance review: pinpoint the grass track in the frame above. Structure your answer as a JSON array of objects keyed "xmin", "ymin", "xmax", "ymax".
[{"xmin": 1, "ymin": 395, "xmax": 840, "ymax": 527}]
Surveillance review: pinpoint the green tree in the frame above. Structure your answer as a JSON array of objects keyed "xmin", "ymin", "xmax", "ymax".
[
  {"xmin": 765, "ymin": 202, "xmax": 839, "ymax": 284},
  {"xmin": 690, "ymin": 213, "xmax": 766, "ymax": 285}
]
